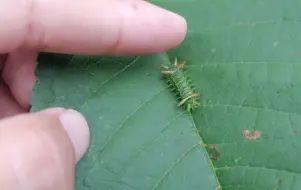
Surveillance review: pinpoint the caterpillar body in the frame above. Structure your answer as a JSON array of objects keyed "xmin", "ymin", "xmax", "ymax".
[{"xmin": 162, "ymin": 58, "xmax": 200, "ymax": 112}]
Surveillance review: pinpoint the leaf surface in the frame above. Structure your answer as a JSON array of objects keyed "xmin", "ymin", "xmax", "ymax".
[{"xmin": 31, "ymin": 0, "xmax": 301, "ymax": 189}]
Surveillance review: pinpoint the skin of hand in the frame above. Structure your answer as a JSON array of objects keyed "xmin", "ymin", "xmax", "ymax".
[{"xmin": 0, "ymin": 0, "xmax": 187, "ymax": 189}]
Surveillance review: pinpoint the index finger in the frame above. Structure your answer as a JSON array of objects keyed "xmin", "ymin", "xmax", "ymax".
[{"xmin": 0, "ymin": 0, "xmax": 187, "ymax": 55}]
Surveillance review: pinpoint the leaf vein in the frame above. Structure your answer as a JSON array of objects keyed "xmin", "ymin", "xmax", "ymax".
[
  {"xmin": 200, "ymin": 104, "xmax": 301, "ymax": 117},
  {"xmin": 216, "ymin": 165, "xmax": 301, "ymax": 176},
  {"xmin": 75, "ymin": 56, "xmax": 141, "ymax": 109},
  {"xmin": 119, "ymin": 112, "xmax": 186, "ymax": 174},
  {"xmin": 152, "ymin": 143, "xmax": 199, "ymax": 190},
  {"xmin": 189, "ymin": 61, "xmax": 301, "ymax": 68},
  {"xmin": 96, "ymin": 87, "xmax": 167, "ymax": 155},
  {"xmin": 189, "ymin": 112, "xmax": 222, "ymax": 188},
  {"xmin": 188, "ymin": 18, "xmax": 301, "ymax": 33}
]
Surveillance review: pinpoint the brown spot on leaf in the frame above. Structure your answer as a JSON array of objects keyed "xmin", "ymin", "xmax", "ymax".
[
  {"xmin": 293, "ymin": 130, "xmax": 297, "ymax": 134},
  {"xmin": 210, "ymin": 144, "xmax": 221, "ymax": 160},
  {"xmin": 243, "ymin": 130, "xmax": 262, "ymax": 140},
  {"xmin": 210, "ymin": 144, "xmax": 217, "ymax": 150},
  {"xmin": 277, "ymin": 179, "xmax": 282, "ymax": 185}
]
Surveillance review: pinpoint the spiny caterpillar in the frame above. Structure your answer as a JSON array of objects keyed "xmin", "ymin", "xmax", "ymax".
[{"xmin": 162, "ymin": 58, "xmax": 200, "ymax": 112}]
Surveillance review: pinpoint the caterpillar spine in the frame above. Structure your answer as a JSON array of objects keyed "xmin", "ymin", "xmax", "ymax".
[{"xmin": 162, "ymin": 58, "xmax": 200, "ymax": 112}]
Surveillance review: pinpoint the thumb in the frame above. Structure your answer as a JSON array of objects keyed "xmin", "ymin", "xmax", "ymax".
[{"xmin": 0, "ymin": 108, "xmax": 90, "ymax": 190}]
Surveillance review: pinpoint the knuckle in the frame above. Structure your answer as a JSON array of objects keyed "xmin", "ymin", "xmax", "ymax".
[{"xmin": 20, "ymin": 0, "xmax": 46, "ymax": 49}]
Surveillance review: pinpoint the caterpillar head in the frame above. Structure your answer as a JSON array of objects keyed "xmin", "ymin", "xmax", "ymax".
[{"xmin": 161, "ymin": 58, "xmax": 186, "ymax": 75}]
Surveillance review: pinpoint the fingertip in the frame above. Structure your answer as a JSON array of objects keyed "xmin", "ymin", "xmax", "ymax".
[
  {"xmin": 152, "ymin": 3, "xmax": 188, "ymax": 48},
  {"xmin": 39, "ymin": 108, "xmax": 90, "ymax": 162},
  {"xmin": 0, "ymin": 110, "xmax": 78, "ymax": 189},
  {"xmin": 110, "ymin": 0, "xmax": 188, "ymax": 55},
  {"xmin": 2, "ymin": 50, "xmax": 38, "ymax": 110}
]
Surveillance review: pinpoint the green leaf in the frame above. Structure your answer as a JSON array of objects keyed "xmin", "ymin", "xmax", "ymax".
[
  {"xmin": 32, "ymin": 53, "xmax": 218, "ymax": 190},
  {"xmin": 31, "ymin": 0, "xmax": 301, "ymax": 189}
]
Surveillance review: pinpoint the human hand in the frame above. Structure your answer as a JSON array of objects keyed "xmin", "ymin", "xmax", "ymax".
[{"xmin": 0, "ymin": 0, "xmax": 187, "ymax": 189}]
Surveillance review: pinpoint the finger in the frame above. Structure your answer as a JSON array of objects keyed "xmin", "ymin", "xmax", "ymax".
[
  {"xmin": 0, "ymin": 0, "xmax": 187, "ymax": 55},
  {"xmin": 0, "ymin": 54, "xmax": 7, "ymax": 70},
  {"xmin": 2, "ymin": 49, "xmax": 38, "ymax": 110},
  {"xmin": 0, "ymin": 108, "xmax": 90, "ymax": 189},
  {"xmin": 0, "ymin": 78, "xmax": 26, "ymax": 118}
]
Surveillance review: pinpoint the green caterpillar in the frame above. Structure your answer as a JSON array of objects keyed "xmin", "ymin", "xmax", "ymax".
[{"xmin": 162, "ymin": 58, "xmax": 200, "ymax": 112}]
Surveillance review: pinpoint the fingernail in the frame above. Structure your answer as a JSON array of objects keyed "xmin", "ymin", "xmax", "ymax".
[{"xmin": 59, "ymin": 109, "xmax": 90, "ymax": 162}]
